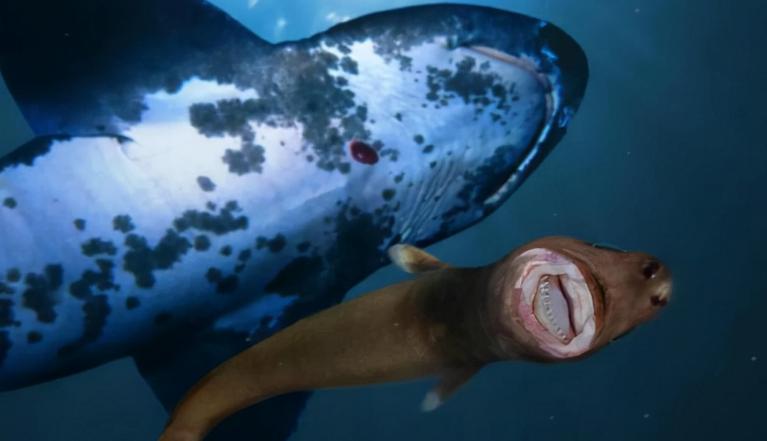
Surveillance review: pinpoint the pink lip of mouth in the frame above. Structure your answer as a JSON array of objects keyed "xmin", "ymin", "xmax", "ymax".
[{"xmin": 512, "ymin": 248, "xmax": 597, "ymax": 358}]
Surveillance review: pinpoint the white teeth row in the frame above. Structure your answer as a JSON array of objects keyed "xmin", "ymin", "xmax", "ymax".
[{"xmin": 538, "ymin": 277, "xmax": 568, "ymax": 341}]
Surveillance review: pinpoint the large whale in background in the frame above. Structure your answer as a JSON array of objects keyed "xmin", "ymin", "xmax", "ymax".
[{"xmin": 0, "ymin": 0, "xmax": 587, "ymax": 438}]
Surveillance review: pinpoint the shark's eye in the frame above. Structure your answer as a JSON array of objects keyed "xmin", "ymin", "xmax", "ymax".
[
  {"xmin": 643, "ymin": 261, "xmax": 661, "ymax": 280},
  {"xmin": 349, "ymin": 140, "xmax": 378, "ymax": 165}
]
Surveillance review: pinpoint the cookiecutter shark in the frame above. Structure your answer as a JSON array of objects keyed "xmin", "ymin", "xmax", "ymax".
[{"xmin": 159, "ymin": 237, "xmax": 671, "ymax": 440}]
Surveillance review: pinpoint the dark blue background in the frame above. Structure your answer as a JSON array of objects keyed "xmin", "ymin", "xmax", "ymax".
[{"xmin": 0, "ymin": 0, "xmax": 764, "ymax": 439}]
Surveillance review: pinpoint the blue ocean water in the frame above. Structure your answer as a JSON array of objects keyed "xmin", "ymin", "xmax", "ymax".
[{"xmin": 0, "ymin": 0, "xmax": 764, "ymax": 440}]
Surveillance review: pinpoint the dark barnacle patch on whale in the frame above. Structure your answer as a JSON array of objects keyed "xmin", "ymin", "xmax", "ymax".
[
  {"xmin": 69, "ymin": 259, "xmax": 118, "ymax": 299},
  {"xmin": 206, "ymin": 268, "xmax": 223, "ymax": 284},
  {"xmin": 123, "ymin": 201, "xmax": 248, "ymax": 292},
  {"xmin": 0, "ymin": 331, "xmax": 10, "ymax": 366},
  {"xmin": 64, "ymin": 258, "xmax": 121, "ymax": 354},
  {"xmin": 190, "ymin": 99, "xmax": 278, "ymax": 138},
  {"xmin": 22, "ymin": 264, "xmax": 64, "ymax": 323},
  {"xmin": 27, "ymin": 331, "xmax": 43, "ymax": 344},
  {"xmin": 0, "ymin": 299, "xmax": 15, "ymax": 327},
  {"xmin": 270, "ymin": 47, "xmax": 363, "ymax": 173},
  {"xmin": 382, "ymin": 189, "xmax": 396, "ymax": 201},
  {"xmin": 194, "ymin": 235, "xmax": 212, "ymax": 251},
  {"xmin": 220, "ymin": 245, "xmax": 233, "ymax": 257},
  {"xmin": 174, "ymin": 201, "xmax": 248, "ymax": 235},
  {"xmin": 235, "ymin": 249, "xmax": 251, "ymax": 273},
  {"xmin": 6, "ymin": 269, "xmax": 21, "ymax": 283},
  {"xmin": 81, "ymin": 238, "xmax": 117, "ymax": 257},
  {"xmin": 205, "ymin": 267, "xmax": 239, "ymax": 294},
  {"xmin": 196, "ymin": 176, "xmax": 216, "ymax": 192},
  {"xmin": 59, "ymin": 295, "xmax": 111, "ymax": 356},
  {"xmin": 397, "ymin": 55, "xmax": 414, "ymax": 72},
  {"xmin": 378, "ymin": 145, "xmax": 399, "ymax": 162},
  {"xmin": 223, "ymin": 140, "xmax": 266, "ymax": 175},
  {"xmin": 425, "ymin": 57, "xmax": 510, "ymax": 113},
  {"xmin": 3, "ymin": 198, "xmax": 17, "ymax": 209},
  {"xmin": 356, "ymin": 105, "xmax": 368, "ymax": 122},
  {"xmin": 113, "ymin": 215, "xmax": 136, "ymax": 233},
  {"xmin": 74, "ymin": 219, "xmax": 87, "ymax": 231},
  {"xmin": 235, "ymin": 250, "xmax": 252, "ymax": 276},
  {"xmin": 188, "ymin": 45, "xmax": 372, "ymax": 174},
  {"xmin": 189, "ymin": 100, "xmax": 270, "ymax": 176},
  {"xmin": 2, "ymin": 269, "xmax": 21, "ymax": 295},
  {"xmin": 340, "ymin": 56, "xmax": 359, "ymax": 75},
  {"xmin": 124, "ymin": 230, "xmax": 191, "ymax": 288},
  {"xmin": 126, "ymin": 296, "xmax": 141, "ymax": 310},
  {"xmin": 256, "ymin": 234, "xmax": 286, "ymax": 253}
]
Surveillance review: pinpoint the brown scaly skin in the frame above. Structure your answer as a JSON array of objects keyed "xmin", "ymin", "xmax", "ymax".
[{"xmin": 158, "ymin": 236, "xmax": 671, "ymax": 440}]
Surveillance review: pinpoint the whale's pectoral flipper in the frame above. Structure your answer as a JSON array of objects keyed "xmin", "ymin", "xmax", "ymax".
[
  {"xmin": 134, "ymin": 327, "xmax": 310, "ymax": 441},
  {"xmin": 388, "ymin": 244, "xmax": 449, "ymax": 273},
  {"xmin": 0, "ymin": 0, "xmax": 270, "ymax": 136}
]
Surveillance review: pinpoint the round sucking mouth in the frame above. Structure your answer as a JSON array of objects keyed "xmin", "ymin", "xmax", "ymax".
[{"xmin": 515, "ymin": 248, "xmax": 596, "ymax": 358}]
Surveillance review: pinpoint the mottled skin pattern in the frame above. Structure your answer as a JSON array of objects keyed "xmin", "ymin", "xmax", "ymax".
[{"xmin": 0, "ymin": 0, "xmax": 587, "ymax": 439}]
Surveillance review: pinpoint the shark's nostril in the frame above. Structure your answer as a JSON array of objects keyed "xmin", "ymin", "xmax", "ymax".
[{"xmin": 642, "ymin": 261, "xmax": 661, "ymax": 280}]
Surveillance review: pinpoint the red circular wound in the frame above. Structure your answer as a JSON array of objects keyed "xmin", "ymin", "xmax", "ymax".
[{"xmin": 349, "ymin": 140, "xmax": 378, "ymax": 165}]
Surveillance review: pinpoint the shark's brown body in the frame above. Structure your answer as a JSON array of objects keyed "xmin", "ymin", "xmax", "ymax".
[{"xmin": 159, "ymin": 237, "xmax": 672, "ymax": 440}]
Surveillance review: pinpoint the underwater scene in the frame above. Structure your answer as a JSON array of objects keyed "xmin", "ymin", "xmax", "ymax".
[{"xmin": 0, "ymin": 0, "xmax": 764, "ymax": 440}]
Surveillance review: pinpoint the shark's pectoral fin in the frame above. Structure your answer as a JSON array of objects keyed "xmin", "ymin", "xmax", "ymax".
[
  {"xmin": 133, "ymin": 326, "xmax": 310, "ymax": 441},
  {"xmin": 388, "ymin": 244, "xmax": 448, "ymax": 273},
  {"xmin": 421, "ymin": 366, "xmax": 482, "ymax": 412}
]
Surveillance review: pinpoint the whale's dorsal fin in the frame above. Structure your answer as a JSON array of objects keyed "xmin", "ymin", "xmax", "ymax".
[
  {"xmin": 388, "ymin": 244, "xmax": 449, "ymax": 273},
  {"xmin": 0, "ymin": 0, "xmax": 270, "ymax": 136}
]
